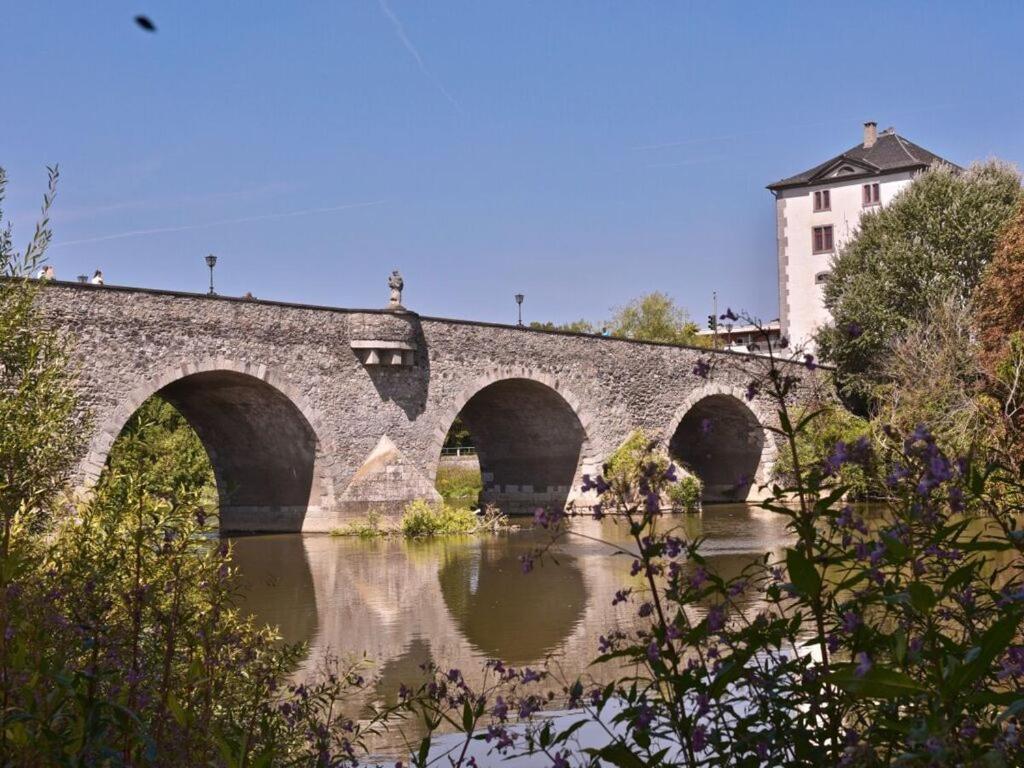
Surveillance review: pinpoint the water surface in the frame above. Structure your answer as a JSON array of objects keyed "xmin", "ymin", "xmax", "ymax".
[{"xmin": 231, "ymin": 505, "xmax": 793, "ymax": 696}]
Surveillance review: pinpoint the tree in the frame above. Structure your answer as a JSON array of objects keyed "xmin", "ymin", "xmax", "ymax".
[
  {"xmin": 0, "ymin": 165, "xmax": 80, "ymax": 520},
  {"xmin": 974, "ymin": 198, "xmax": 1024, "ymax": 377},
  {"xmin": 817, "ymin": 161, "xmax": 1022, "ymax": 404},
  {"xmin": 528, "ymin": 319, "xmax": 596, "ymax": 334},
  {"xmin": 606, "ymin": 291, "xmax": 705, "ymax": 345}
]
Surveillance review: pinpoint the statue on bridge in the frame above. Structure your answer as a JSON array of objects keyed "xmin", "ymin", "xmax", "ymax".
[{"xmin": 388, "ymin": 270, "xmax": 404, "ymax": 309}]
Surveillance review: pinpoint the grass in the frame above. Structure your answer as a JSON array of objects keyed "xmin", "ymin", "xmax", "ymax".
[
  {"xmin": 330, "ymin": 500, "xmax": 506, "ymax": 538},
  {"xmin": 434, "ymin": 465, "xmax": 483, "ymax": 511}
]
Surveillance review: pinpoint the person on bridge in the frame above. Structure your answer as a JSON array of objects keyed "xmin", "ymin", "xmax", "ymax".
[
  {"xmin": 89, "ymin": 269, "xmax": 104, "ymax": 285},
  {"xmin": 36, "ymin": 265, "xmax": 55, "ymax": 280}
]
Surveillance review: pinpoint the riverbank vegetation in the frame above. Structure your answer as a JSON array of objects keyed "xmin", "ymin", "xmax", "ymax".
[{"xmin": 330, "ymin": 501, "xmax": 506, "ymax": 538}]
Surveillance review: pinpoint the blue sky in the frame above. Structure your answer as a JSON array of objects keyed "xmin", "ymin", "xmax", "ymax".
[{"xmin": 5, "ymin": 1, "xmax": 1024, "ymax": 326}]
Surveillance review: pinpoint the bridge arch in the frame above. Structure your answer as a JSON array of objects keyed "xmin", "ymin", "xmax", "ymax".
[
  {"xmin": 428, "ymin": 368, "xmax": 598, "ymax": 514},
  {"xmin": 81, "ymin": 358, "xmax": 336, "ymax": 531},
  {"xmin": 664, "ymin": 385, "xmax": 775, "ymax": 503}
]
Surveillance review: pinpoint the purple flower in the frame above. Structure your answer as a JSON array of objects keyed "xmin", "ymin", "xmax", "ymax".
[
  {"xmin": 519, "ymin": 553, "xmax": 534, "ymax": 573},
  {"xmin": 803, "ymin": 353, "xmax": 817, "ymax": 370},
  {"xmin": 841, "ymin": 610, "xmax": 861, "ymax": 634},
  {"xmin": 689, "ymin": 566, "xmax": 709, "ymax": 590},
  {"xmin": 646, "ymin": 641, "xmax": 660, "ymax": 662},
  {"xmin": 612, "ymin": 588, "xmax": 632, "ymax": 606},
  {"xmin": 845, "ymin": 322, "xmax": 863, "ymax": 339},
  {"xmin": 692, "ymin": 358, "xmax": 711, "ymax": 379},
  {"xmin": 491, "ymin": 697, "xmax": 508, "ymax": 721},
  {"xmin": 692, "ymin": 724, "xmax": 709, "ymax": 752},
  {"xmin": 854, "ymin": 652, "xmax": 872, "ymax": 677},
  {"xmin": 719, "ymin": 308, "xmax": 739, "ymax": 322},
  {"xmin": 744, "ymin": 381, "xmax": 759, "ymax": 401},
  {"xmin": 706, "ymin": 604, "xmax": 725, "ymax": 632}
]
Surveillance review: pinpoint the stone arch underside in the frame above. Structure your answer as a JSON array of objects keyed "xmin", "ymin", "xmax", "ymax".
[
  {"xmin": 83, "ymin": 361, "xmax": 334, "ymax": 533},
  {"xmin": 668, "ymin": 393, "xmax": 768, "ymax": 503},
  {"xmin": 449, "ymin": 378, "xmax": 590, "ymax": 515}
]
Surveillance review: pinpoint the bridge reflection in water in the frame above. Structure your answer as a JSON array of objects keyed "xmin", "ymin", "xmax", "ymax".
[{"xmin": 231, "ymin": 505, "xmax": 792, "ymax": 700}]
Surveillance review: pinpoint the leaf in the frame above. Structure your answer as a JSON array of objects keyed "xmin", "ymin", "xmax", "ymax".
[
  {"xmin": 594, "ymin": 741, "xmax": 646, "ymax": 768},
  {"xmin": 830, "ymin": 665, "xmax": 927, "ymax": 698},
  {"xmin": 908, "ymin": 582, "xmax": 937, "ymax": 612},
  {"xmin": 950, "ymin": 611, "xmax": 1022, "ymax": 689},
  {"xmin": 786, "ymin": 547, "xmax": 821, "ymax": 599}
]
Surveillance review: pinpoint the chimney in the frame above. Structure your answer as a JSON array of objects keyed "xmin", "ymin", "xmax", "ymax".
[{"xmin": 863, "ymin": 121, "xmax": 878, "ymax": 149}]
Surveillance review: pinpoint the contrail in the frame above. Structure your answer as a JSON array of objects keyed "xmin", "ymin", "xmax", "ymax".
[
  {"xmin": 376, "ymin": 0, "xmax": 463, "ymax": 114},
  {"xmin": 52, "ymin": 200, "xmax": 386, "ymax": 248}
]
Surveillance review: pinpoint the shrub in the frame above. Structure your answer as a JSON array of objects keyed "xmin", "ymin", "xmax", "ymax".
[
  {"xmin": 975, "ymin": 198, "xmax": 1024, "ymax": 378},
  {"xmin": 607, "ymin": 429, "xmax": 702, "ymax": 511},
  {"xmin": 773, "ymin": 402, "xmax": 873, "ymax": 498},
  {"xmin": 400, "ymin": 500, "xmax": 479, "ymax": 537},
  {"xmin": 666, "ymin": 474, "xmax": 701, "ymax": 512}
]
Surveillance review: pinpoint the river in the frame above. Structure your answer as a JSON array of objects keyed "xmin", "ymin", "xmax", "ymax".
[{"xmin": 229, "ymin": 504, "xmax": 795, "ymax": 760}]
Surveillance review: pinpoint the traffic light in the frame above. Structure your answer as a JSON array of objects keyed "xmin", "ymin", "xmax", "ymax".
[{"xmin": 707, "ymin": 314, "xmax": 717, "ymax": 332}]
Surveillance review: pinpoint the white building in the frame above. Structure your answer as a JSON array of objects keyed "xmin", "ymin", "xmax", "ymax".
[{"xmin": 767, "ymin": 121, "xmax": 955, "ymax": 351}]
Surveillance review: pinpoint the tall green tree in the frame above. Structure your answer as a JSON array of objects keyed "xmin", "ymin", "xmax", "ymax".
[
  {"xmin": 817, "ymin": 161, "xmax": 1022, "ymax": 404},
  {"xmin": 606, "ymin": 291, "xmax": 705, "ymax": 345}
]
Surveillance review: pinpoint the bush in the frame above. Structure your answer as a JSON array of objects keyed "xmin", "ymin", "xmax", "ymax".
[
  {"xmin": 666, "ymin": 474, "xmax": 701, "ymax": 512},
  {"xmin": 773, "ymin": 402, "xmax": 873, "ymax": 498},
  {"xmin": 400, "ymin": 500, "xmax": 480, "ymax": 537},
  {"xmin": 607, "ymin": 429, "xmax": 703, "ymax": 510}
]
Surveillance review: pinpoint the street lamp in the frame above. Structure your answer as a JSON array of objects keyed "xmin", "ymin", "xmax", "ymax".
[
  {"xmin": 205, "ymin": 254, "xmax": 218, "ymax": 295},
  {"xmin": 514, "ymin": 293, "xmax": 524, "ymax": 326},
  {"xmin": 76, "ymin": 274, "xmax": 88, "ymax": 283}
]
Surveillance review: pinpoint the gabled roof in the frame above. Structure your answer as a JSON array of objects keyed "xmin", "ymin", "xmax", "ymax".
[{"xmin": 767, "ymin": 129, "xmax": 957, "ymax": 191}]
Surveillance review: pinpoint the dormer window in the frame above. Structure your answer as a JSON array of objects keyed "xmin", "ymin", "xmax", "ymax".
[
  {"xmin": 812, "ymin": 225, "xmax": 834, "ymax": 254},
  {"xmin": 863, "ymin": 182, "xmax": 881, "ymax": 207},
  {"xmin": 813, "ymin": 190, "xmax": 830, "ymax": 212}
]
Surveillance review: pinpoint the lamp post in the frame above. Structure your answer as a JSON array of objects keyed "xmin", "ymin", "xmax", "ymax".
[
  {"xmin": 205, "ymin": 254, "xmax": 218, "ymax": 295},
  {"xmin": 514, "ymin": 293, "xmax": 524, "ymax": 326},
  {"xmin": 76, "ymin": 274, "xmax": 88, "ymax": 283}
]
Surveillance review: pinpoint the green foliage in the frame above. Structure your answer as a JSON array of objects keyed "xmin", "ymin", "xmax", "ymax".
[
  {"xmin": 665, "ymin": 474, "xmax": 701, "ymax": 512},
  {"xmin": 873, "ymin": 296, "xmax": 997, "ymax": 459},
  {"xmin": 441, "ymin": 416, "xmax": 473, "ymax": 450},
  {"xmin": 400, "ymin": 500, "xmax": 481, "ymax": 537},
  {"xmin": 434, "ymin": 464, "xmax": 482, "ymax": 510},
  {"xmin": 606, "ymin": 291, "xmax": 705, "ymax": 345},
  {"xmin": 606, "ymin": 429, "xmax": 703, "ymax": 510},
  {"xmin": 774, "ymin": 402, "xmax": 873, "ymax": 497},
  {"xmin": 529, "ymin": 319, "xmax": 597, "ymax": 334},
  {"xmin": 0, "ymin": 165, "xmax": 81, "ymax": 519},
  {"xmin": 818, "ymin": 161, "xmax": 1022, "ymax": 403},
  {"xmin": 333, "ymin": 509, "xmax": 390, "ymax": 537},
  {"xmin": 100, "ymin": 395, "xmax": 217, "ymax": 511},
  {"xmin": 605, "ymin": 430, "xmax": 669, "ymax": 497}
]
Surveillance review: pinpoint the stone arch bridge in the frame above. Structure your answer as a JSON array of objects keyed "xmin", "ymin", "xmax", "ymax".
[{"xmin": 37, "ymin": 282, "xmax": 818, "ymax": 532}]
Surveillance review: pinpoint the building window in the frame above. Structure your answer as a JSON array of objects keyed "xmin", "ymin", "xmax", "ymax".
[
  {"xmin": 812, "ymin": 225, "xmax": 834, "ymax": 254},
  {"xmin": 813, "ymin": 189, "xmax": 830, "ymax": 211},
  {"xmin": 815, "ymin": 271, "xmax": 830, "ymax": 285},
  {"xmin": 863, "ymin": 182, "xmax": 880, "ymax": 206}
]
